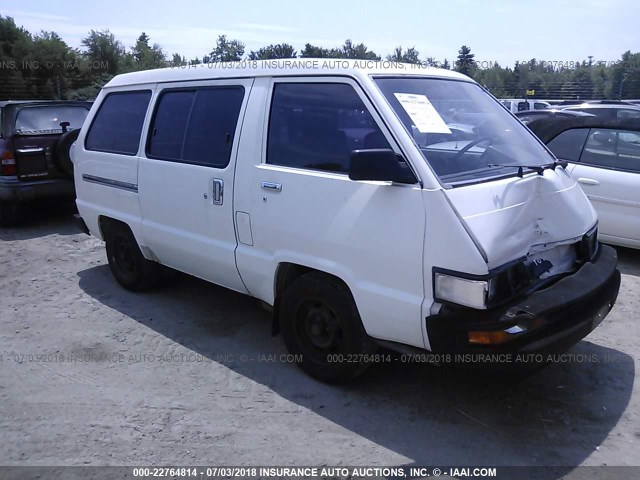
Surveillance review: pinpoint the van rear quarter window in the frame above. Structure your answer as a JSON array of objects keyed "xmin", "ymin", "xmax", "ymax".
[
  {"xmin": 147, "ymin": 87, "xmax": 245, "ymax": 168},
  {"xmin": 85, "ymin": 91, "xmax": 151, "ymax": 155},
  {"xmin": 266, "ymin": 83, "xmax": 391, "ymax": 173}
]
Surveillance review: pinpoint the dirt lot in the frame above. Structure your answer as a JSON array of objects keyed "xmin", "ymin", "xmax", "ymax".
[{"xmin": 0, "ymin": 203, "xmax": 639, "ymax": 474}]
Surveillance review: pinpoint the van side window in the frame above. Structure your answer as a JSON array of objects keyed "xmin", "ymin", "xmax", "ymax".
[
  {"xmin": 85, "ymin": 91, "xmax": 151, "ymax": 155},
  {"xmin": 147, "ymin": 87, "xmax": 245, "ymax": 168},
  {"xmin": 267, "ymin": 83, "xmax": 391, "ymax": 173},
  {"xmin": 148, "ymin": 91, "xmax": 195, "ymax": 161}
]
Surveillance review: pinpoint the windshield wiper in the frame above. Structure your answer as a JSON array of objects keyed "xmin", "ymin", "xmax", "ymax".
[{"xmin": 488, "ymin": 159, "xmax": 568, "ymax": 178}]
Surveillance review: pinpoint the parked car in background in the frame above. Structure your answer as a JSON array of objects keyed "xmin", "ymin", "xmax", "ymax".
[
  {"xmin": 549, "ymin": 100, "xmax": 636, "ymax": 106},
  {"xmin": 528, "ymin": 116, "xmax": 640, "ymax": 249},
  {"xmin": 553, "ymin": 103, "xmax": 640, "ymax": 119},
  {"xmin": 515, "ymin": 109, "xmax": 593, "ymax": 125},
  {"xmin": 499, "ymin": 99, "xmax": 551, "ymax": 113},
  {"xmin": 0, "ymin": 100, "xmax": 91, "ymax": 226}
]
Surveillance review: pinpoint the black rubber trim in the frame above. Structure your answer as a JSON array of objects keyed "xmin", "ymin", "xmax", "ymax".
[
  {"xmin": 81, "ymin": 174, "xmax": 138, "ymax": 192},
  {"xmin": 427, "ymin": 245, "xmax": 620, "ymax": 357}
]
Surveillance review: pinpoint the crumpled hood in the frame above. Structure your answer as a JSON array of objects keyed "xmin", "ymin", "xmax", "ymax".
[{"xmin": 444, "ymin": 168, "xmax": 597, "ymax": 269}]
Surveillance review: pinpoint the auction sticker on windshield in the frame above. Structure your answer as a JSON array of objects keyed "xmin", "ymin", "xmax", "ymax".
[{"xmin": 393, "ymin": 93, "xmax": 451, "ymax": 134}]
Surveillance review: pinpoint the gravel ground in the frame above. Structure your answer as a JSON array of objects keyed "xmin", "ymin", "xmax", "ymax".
[{"xmin": 0, "ymin": 203, "xmax": 638, "ymax": 475}]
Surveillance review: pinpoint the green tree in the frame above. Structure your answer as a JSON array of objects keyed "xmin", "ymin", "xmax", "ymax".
[
  {"xmin": 67, "ymin": 73, "xmax": 112, "ymax": 100},
  {"xmin": 81, "ymin": 29, "xmax": 126, "ymax": 75},
  {"xmin": 475, "ymin": 62, "xmax": 512, "ymax": 98},
  {"xmin": 423, "ymin": 57, "xmax": 439, "ymax": 67},
  {"xmin": 611, "ymin": 50, "xmax": 640, "ymax": 99},
  {"xmin": 28, "ymin": 31, "xmax": 79, "ymax": 98},
  {"xmin": 455, "ymin": 45, "xmax": 475, "ymax": 77},
  {"xmin": 387, "ymin": 46, "xmax": 421, "ymax": 64},
  {"xmin": 131, "ymin": 32, "xmax": 166, "ymax": 70},
  {"xmin": 0, "ymin": 16, "xmax": 32, "ymax": 63},
  {"xmin": 0, "ymin": 16, "xmax": 34, "ymax": 99},
  {"xmin": 339, "ymin": 39, "xmax": 380, "ymax": 60},
  {"xmin": 248, "ymin": 43, "xmax": 296, "ymax": 60},
  {"xmin": 170, "ymin": 53, "xmax": 186, "ymax": 67},
  {"xmin": 207, "ymin": 35, "xmax": 245, "ymax": 62},
  {"xmin": 299, "ymin": 43, "xmax": 332, "ymax": 58}
]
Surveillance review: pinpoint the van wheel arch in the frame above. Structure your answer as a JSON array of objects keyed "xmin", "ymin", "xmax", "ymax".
[
  {"xmin": 100, "ymin": 217, "xmax": 160, "ymax": 291},
  {"xmin": 277, "ymin": 269, "xmax": 376, "ymax": 383},
  {"xmin": 272, "ymin": 263, "xmax": 354, "ymax": 335},
  {"xmin": 99, "ymin": 216, "xmax": 130, "ymax": 242}
]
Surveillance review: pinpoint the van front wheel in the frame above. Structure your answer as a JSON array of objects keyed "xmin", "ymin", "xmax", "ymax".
[
  {"xmin": 104, "ymin": 223, "xmax": 159, "ymax": 291},
  {"xmin": 279, "ymin": 272, "xmax": 377, "ymax": 383}
]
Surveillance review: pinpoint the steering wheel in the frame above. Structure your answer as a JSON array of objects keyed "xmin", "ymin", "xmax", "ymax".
[{"xmin": 451, "ymin": 136, "xmax": 494, "ymax": 161}]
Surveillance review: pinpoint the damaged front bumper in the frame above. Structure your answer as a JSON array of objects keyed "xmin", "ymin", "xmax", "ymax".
[{"xmin": 426, "ymin": 245, "xmax": 620, "ymax": 366}]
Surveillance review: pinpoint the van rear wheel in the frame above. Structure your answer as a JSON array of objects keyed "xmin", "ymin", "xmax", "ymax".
[
  {"xmin": 104, "ymin": 223, "xmax": 159, "ymax": 291},
  {"xmin": 279, "ymin": 272, "xmax": 377, "ymax": 383}
]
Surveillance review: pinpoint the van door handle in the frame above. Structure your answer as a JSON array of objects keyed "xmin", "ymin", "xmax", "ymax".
[
  {"xmin": 577, "ymin": 178, "xmax": 600, "ymax": 186},
  {"xmin": 212, "ymin": 178, "xmax": 224, "ymax": 205},
  {"xmin": 261, "ymin": 182, "xmax": 282, "ymax": 192}
]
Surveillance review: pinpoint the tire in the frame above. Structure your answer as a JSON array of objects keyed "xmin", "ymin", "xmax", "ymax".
[
  {"xmin": 0, "ymin": 202, "xmax": 20, "ymax": 227},
  {"xmin": 279, "ymin": 272, "xmax": 377, "ymax": 383},
  {"xmin": 104, "ymin": 222, "xmax": 159, "ymax": 291},
  {"xmin": 54, "ymin": 128, "xmax": 80, "ymax": 178}
]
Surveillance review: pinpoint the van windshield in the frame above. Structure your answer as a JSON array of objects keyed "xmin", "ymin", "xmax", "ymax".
[{"xmin": 373, "ymin": 77, "xmax": 555, "ymax": 185}]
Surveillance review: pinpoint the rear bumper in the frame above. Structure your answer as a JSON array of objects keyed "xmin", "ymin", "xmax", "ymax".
[
  {"xmin": 426, "ymin": 245, "xmax": 620, "ymax": 366},
  {"xmin": 0, "ymin": 176, "xmax": 75, "ymax": 203}
]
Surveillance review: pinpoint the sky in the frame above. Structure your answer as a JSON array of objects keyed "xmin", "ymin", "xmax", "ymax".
[{"xmin": 1, "ymin": 0, "xmax": 638, "ymax": 67}]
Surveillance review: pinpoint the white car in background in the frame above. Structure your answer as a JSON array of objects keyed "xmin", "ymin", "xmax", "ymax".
[
  {"xmin": 529, "ymin": 116, "xmax": 640, "ymax": 249},
  {"xmin": 499, "ymin": 99, "xmax": 552, "ymax": 113}
]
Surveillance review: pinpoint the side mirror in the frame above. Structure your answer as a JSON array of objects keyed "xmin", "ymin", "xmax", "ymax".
[{"xmin": 349, "ymin": 149, "xmax": 416, "ymax": 184}]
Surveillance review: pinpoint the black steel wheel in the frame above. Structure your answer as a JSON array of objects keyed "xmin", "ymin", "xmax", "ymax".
[
  {"xmin": 279, "ymin": 272, "xmax": 376, "ymax": 383},
  {"xmin": 104, "ymin": 223, "xmax": 159, "ymax": 291}
]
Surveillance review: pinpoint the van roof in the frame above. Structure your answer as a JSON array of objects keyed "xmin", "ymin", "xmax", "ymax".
[{"xmin": 105, "ymin": 59, "xmax": 472, "ymax": 88}]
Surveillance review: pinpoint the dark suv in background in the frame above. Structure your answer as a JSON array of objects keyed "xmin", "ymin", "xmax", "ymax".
[{"xmin": 0, "ymin": 100, "xmax": 91, "ymax": 226}]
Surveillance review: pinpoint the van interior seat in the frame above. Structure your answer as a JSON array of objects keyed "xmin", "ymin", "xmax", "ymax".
[
  {"xmin": 298, "ymin": 108, "xmax": 350, "ymax": 171},
  {"xmin": 363, "ymin": 131, "xmax": 390, "ymax": 149}
]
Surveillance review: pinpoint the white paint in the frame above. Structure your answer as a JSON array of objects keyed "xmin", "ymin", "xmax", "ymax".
[{"xmin": 74, "ymin": 62, "xmax": 599, "ymax": 354}]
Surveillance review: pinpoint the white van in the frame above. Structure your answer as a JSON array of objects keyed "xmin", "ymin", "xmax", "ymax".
[{"xmin": 74, "ymin": 60, "xmax": 620, "ymax": 382}]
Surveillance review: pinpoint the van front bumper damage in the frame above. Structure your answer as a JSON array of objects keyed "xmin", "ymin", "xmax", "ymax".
[{"xmin": 426, "ymin": 245, "xmax": 620, "ymax": 368}]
